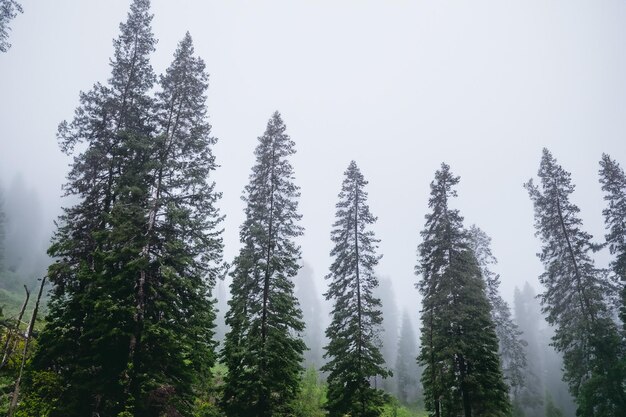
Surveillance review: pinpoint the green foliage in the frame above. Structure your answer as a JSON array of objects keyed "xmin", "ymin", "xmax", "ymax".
[
  {"xmin": 0, "ymin": 288, "xmax": 26, "ymax": 317},
  {"xmin": 25, "ymin": 2, "xmax": 223, "ymax": 416},
  {"xmin": 322, "ymin": 161, "xmax": 390, "ymax": 417},
  {"xmin": 598, "ymin": 154, "xmax": 626, "ymax": 330},
  {"xmin": 192, "ymin": 363, "xmax": 227, "ymax": 417},
  {"xmin": 544, "ymin": 392, "xmax": 564, "ymax": 417},
  {"xmin": 193, "ymin": 402, "xmax": 225, "ymax": 417},
  {"xmin": 221, "ymin": 112, "xmax": 305, "ymax": 417},
  {"xmin": 12, "ymin": 370, "xmax": 62, "ymax": 417},
  {"xmin": 380, "ymin": 397, "xmax": 428, "ymax": 417},
  {"xmin": 468, "ymin": 226, "xmax": 528, "ymax": 395},
  {"xmin": 526, "ymin": 149, "xmax": 626, "ymax": 416},
  {"xmin": 291, "ymin": 368, "xmax": 326, "ymax": 417},
  {"xmin": 417, "ymin": 163, "xmax": 510, "ymax": 417}
]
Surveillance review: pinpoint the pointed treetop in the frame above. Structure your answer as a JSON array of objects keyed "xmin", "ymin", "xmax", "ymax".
[
  {"xmin": 345, "ymin": 160, "xmax": 365, "ymax": 181},
  {"xmin": 109, "ymin": 0, "xmax": 156, "ymax": 97},
  {"xmin": 266, "ymin": 111, "xmax": 286, "ymax": 135},
  {"xmin": 429, "ymin": 162, "xmax": 460, "ymax": 205},
  {"xmin": 177, "ymin": 30, "xmax": 194, "ymax": 54}
]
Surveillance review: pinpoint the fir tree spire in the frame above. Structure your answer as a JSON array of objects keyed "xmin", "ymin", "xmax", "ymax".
[
  {"xmin": 221, "ymin": 112, "xmax": 305, "ymax": 417},
  {"xmin": 322, "ymin": 161, "xmax": 390, "ymax": 417},
  {"xmin": 29, "ymin": 6, "xmax": 222, "ymax": 416},
  {"xmin": 598, "ymin": 153, "xmax": 626, "ymax": 328},
  {"xmin": 525, "ymin": 148, "xmax": 626, "ymax": 416},
  {"xmin": 417, "ymin": 163, "xmax": 510, "ymax": 417}
]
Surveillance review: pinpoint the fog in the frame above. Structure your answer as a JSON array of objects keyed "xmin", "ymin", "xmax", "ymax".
[{"xmin": 1, "ymin": 2, "xmax": 625, "ymax": 413}]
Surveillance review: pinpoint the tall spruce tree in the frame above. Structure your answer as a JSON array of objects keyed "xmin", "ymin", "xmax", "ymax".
[
  {"xmin": 119, "ymin": 31, "xmax": 223, "ymax": 415},
  {"xmin": 468, "ymin": 226, "xmax": 528, "ymax": 397},
  {"xmin": 29, "ymin": 3, "xmax": 223, "ymax": 416},
  {"xmin": 32, "ymin": 1, "xmax": 157, "ymax": 414},
  {"xmin": 221, "ymin": 112, "xmax": 306, "ymax": 417},
  {"xmin": 599, "ymin": 153, "xmax": 626, "ymax": 328},
  {"xmin": 322, "ymin": 161, "xmax": 390, "ymax": 417},
  {"xmin": 416, "ymin": 163, "xmax": 510, "ymax": 417},
  {"xmin": 525, "ymin": 148, "xmax": 626, "ymax": 416}
]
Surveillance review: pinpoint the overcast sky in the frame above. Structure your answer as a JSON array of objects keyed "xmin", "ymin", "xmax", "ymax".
[{"xmin": 1, "ymin": 0, "xmax": 625, "ymax": 314}]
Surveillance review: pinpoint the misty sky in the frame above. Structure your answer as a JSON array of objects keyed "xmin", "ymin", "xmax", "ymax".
[{"xmin": 1, "ymin": 0, "xmax": 625, "ymax": 314}]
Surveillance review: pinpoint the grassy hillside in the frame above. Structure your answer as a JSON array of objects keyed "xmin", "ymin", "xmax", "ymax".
[
  {"xmin": 0, "ymin": 285, "xmax": 48, "ymax": 333},
  {"xmin": 0, "ymin": 287, "xmax": 30, "ymax": 318}
]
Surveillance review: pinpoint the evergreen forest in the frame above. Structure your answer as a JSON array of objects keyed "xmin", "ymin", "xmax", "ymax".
[{"xmin": 0, "ymin": 1, "xmax": 624, "ymax": 417}]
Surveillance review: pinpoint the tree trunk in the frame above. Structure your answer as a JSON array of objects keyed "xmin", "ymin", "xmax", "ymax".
[
  {"xmin": 458, "ymin": 355, "xmax": 472, "ymax": 417},
  {"xmin": 8, "ymin": 277, "xmax": 45, "ymax": 417}
]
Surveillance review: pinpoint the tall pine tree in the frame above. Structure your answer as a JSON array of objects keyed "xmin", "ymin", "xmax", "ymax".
[
  {"xmin": 525, "ymin": 148, "xmax": 626, "ymax": 416},
  {"xmin": 29, "ymin": 3, "xmax": 223, "ymax": 416},
  {"xmin": 417, "ymin": 163, "xmax": 510, "ymax": 417},
  {"xmin": 322, "ymin": 161, "xmax": 390, "ymax": 417},
  {"xmin": 221, "ymin": 112, "xmax": 305, "ymax": 417},
  {"xmin": 32, "ymin": 1, "xmax": 157, "ymax": 414},
  {"xmin": 120, "ymin": 31, "xmax": 223, "ymax": 416},
  {"xmin": 599, "ymin": 153, "xmax": 626, "ymax": 328},
  {"xmin": 467, "ymin": 226, "xmax": 528, "ymax": 397}
]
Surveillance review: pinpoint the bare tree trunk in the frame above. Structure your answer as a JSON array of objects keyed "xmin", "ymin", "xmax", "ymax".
[
  {"xmin": 8, "ymin": 277, "xmax": 45, "ymax": 417},
  {"xmin": 0, "ymin": 285, "xmax": 29, "ymax": 370}
]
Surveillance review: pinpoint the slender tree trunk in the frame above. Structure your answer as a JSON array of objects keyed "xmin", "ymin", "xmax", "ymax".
[
  {"xmin": 261, "ymin": 144, "xmax": 276, "ymax": 348},
  {"xmin": 429, "ymin": 309, "xmax": 440, "ymax": 417},
  {"xmin": 353, "ymin": 180, "xmax": 366, "ymax": 417},
  {"xmin": 8, "ymin": 277, "xmax": 45, "ymax": 417},
  {"xmin": 0, "ymin": 285, "xmax": 29, "ymax": 370},
  {"xmin": 554, "ymin": 180, "xmax": 595, "ymax": 323},
  {"xmin": 258, "ymin": 143, "xmax": 276, "ymax": 417},
  {"xmin": 126, "ymin": 92, "xmax": 183, "ymax": 405}
]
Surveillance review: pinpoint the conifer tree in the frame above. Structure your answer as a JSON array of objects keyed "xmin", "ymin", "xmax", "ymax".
[
  {"xmin": 598, "ymin": 153, "xmax": 626, "ymax": 327},
  {"xmin": 120, "ymin": 31, "xmax": 223, "ymax": 415},
  {"xmin": 221, "ymin": 112, "xmax": 305, "ymax": 417},
  {"xmin": 395, "ymin": 310, "xmax": 421, "ymax": 405},
  {"xmin": 30, "ymin": 3, "xmax": 223, "ymax": 416},
  {"xmin": 0, "ymin": 0, "xmax": 22, "ymax": 52},
  {"xmin": 468, "ymin": 226, "xmax": 527, "ymax": 395},
  {"xmin": 322, "ymin": 161, "xmax": 390, "ymax": 417},
  {"xmin": 32, "ymin": 2, "xmax": 157, "ymax": 414},
  {"xmin": 417, "ymin": 163, "xmax": 510, "ymax": 417},
  {"xmin": 525, "ymin": 148, "xmax": 626, "ymax": 416}
]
